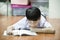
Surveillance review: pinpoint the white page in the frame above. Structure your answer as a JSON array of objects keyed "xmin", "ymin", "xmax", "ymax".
[
  {"xmin": 12, "ymin": 30, "xmax": 37, "ymax": 36},
  {"xmin": 3, "ymin": 30, "xmax": 37, "ymax": 36}
]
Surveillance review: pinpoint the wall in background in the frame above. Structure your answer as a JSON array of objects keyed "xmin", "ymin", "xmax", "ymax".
[
  {"xmin": 31, "ymin": 0, "xmax": 48, "ymax": 2},
  {"xmin": 0, "ymin": 0, "xmax": 48, "ymax": 16},
  {"xmin": 49, "ymin": 0, "xmax": 60, "ymax": 18}
]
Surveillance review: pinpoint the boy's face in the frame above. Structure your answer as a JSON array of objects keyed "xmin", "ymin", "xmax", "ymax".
[{"xmin": 28, "ymin": 19, "xmax": 40, "ymax": 28}]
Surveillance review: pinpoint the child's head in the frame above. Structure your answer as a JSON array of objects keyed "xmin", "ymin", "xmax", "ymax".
[{"xmin": 26, "ymin": 7, "xmax": 41, "ymax": 28}]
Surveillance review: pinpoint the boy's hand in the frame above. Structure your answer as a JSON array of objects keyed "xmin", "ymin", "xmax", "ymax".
[{"xmin": 6, "ymin": 25, "xmax": 13, "ymax": 35}]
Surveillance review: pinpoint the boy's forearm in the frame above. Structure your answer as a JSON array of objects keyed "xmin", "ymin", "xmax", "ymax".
[
  {"xmin": 7, "ymin": 25, "xmax": 13, "ymax": 30},
  {"xmin": 44, "ymin": 21, "xmax": 52, "ymax": 28},
  {"xmin": 6, "ymin": 25, "xmax": 14, "ymax": 34}
]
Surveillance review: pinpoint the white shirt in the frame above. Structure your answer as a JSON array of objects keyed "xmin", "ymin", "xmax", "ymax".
[{"xmin": 12, "ymin": 15, "xmax": 52, "ymax": 30}]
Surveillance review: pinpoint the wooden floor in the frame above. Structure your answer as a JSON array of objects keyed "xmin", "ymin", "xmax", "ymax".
[{"xmin": 0, "ymin": 16, "xmax": 60, "ymax": 40}]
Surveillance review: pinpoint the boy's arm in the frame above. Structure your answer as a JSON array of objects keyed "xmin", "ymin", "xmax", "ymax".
[
  {"xmin": 12, "ymin": 17, "xmax": 28, "ymax": 30},
  {"xmin": 44, "ymin": 21, "xmax": 52, "ymax": 28},
  {"xmin": 7, "ymin": 17, "xmax": 27, "ymax": 30},
  {"xmin": 6, "ymin": 17, "xmax": 27, "ymax": 34},
  {"xmin": 40, "ymin": 15, "xmax": 52, "ymax": 28},
  {"xmin": 6, "ymin": 25, "xmax": 14, "ymax": 35}
]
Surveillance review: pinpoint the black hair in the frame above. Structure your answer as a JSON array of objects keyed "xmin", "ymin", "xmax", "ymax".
[{"xmin": 26, "ymin": 7, "xmax": 41, "ymax": 21}]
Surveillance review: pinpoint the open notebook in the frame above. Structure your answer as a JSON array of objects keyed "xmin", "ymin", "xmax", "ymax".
[
  {"xmin": 3, "ymin": 30, "xmax": 37, "ymax": 36},
  {"xmin": 3, "ymin": 27, "xmax": 55, "ymax": 36}
]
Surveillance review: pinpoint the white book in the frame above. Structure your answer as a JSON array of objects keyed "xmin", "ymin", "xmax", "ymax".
[{"xmin": 3, "ymin": 30, "xmax": 37, "ymax": 36}]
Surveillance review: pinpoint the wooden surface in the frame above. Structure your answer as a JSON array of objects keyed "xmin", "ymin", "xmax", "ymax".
[{"xmin": 0, "ymin": 16, "xmax": 60, "ymax": 40}]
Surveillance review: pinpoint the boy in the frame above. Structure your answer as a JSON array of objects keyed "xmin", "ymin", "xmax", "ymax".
[{"xmin": 7, "ymin": 7, "xmax": 52, "ymax": 33}]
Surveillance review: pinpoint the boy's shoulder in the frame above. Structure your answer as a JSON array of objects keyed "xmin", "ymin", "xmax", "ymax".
[{"xmin": 39, "ymin": 15, "xmax": 46, "ymax": 24}]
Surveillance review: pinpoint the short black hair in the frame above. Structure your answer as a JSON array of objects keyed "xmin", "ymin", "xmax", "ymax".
[{"xmin": 26, "ymin": 7, "xmax": 41, "ymax": 21}]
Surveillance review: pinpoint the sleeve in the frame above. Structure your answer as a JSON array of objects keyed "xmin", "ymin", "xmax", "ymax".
[
  {"xmin": 44, "ymin": 21, "xmax": 52, "ymax": 28},
  {"xmin": 12, "ymin": 17, "xmax": 28, "ymax": 30},
  {"xmin": 39, "ymin": 15, "xmax": 52, "ymax": 28}
]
